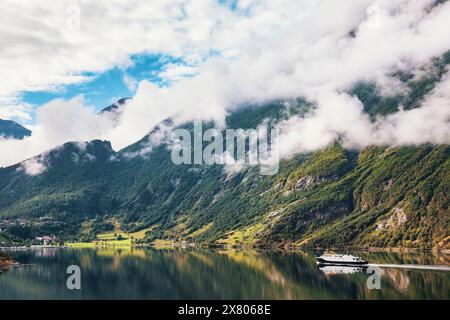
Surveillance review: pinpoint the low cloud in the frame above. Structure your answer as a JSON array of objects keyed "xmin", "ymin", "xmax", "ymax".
[
  {"xmin": 0, "ymin": 96, "xmax": 115, "ymax": 167},
  {"xmin": 1, "ymin": 0, "xmax": 450, "ymax": 168},
  {"xmin": 277, "ymin": 76, "xmax": 450, "ymax": 158},
  {"xmin": 18, "ymin": 155, "xmax": 47, "ymax": 176},
  {"xmin": 159, "ymin": 63, "xmax": 200, "ymax": 82}
]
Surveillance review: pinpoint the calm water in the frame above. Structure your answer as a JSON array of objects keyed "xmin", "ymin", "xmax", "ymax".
[{"xmin": 0, "ymin": 248, "xmax": 449, "ymax": 299}]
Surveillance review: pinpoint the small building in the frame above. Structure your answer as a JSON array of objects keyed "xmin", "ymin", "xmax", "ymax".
[{"xmin": 35, "ymin": 235, "xmax": 57, "ymax": 246}]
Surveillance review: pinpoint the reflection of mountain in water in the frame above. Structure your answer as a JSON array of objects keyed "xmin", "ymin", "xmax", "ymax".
[
  {"xmin": 379, "ymin": 268, "xmax": 410, "ymax": 292},
  {"xmin": 0, "ymin": 248, "xmax": 448, "ymax": 300}
]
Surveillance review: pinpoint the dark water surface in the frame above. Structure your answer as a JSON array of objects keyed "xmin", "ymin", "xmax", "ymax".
[{"xmin": 0, "ymin": 248, "xmax": 449, "ymax": 299}]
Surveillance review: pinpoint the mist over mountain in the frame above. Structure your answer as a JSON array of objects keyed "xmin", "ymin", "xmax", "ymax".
[
  {"xmin": 2, "ymin": 1, "xmax": 450, "ymax": 168},
  {"xmin": 0, "ymin": 1, "xmax": 449, "ymax": 251},
  {"xmin": 0, "ymin": 57, "xmax": 448, "ymax": 250},
  {"xmin": 99, "ymin": 97, "xmax": 132, "ymax": 116}
]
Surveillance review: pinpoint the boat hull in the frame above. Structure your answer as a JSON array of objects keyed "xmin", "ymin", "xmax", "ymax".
[{"xmin": 316, "ymin": 258, "xmax": 368, "ymax": 266}]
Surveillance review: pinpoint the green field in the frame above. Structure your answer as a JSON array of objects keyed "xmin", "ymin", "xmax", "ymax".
[{"xmin": 66, "ymin": 226, "xmax": 155, "ymax": 248}]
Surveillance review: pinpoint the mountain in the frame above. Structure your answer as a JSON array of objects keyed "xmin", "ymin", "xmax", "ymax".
[
  {"xmin": 100, "ymin": 97, "xmax": 131, "ymax": 117},
  {"xmin": 0, "ymin": 54, "xmax": 448, "ymax": 250},
  {"xmin": 0, "ymin": 97, "xmax": 130, "ymax": 141},
  {"xmin": 0, "ymin": 119, "xmax": 31, "ymax": 140}
]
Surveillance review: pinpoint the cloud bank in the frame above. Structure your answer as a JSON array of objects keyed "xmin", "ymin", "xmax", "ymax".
[
  {"xmin": 0, "ymin": 96, "xmax": 116, "ymax": 166},
  {"xmin": 277, "ymin": 76, "xmax": 450, "ymax": 158},
  {"xmin": 1, "ymin": 0, "xmax": 450, "ymax": 168}
]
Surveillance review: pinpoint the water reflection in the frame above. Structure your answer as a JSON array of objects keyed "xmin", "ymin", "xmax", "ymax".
[
  {"xmin": 0, "ymin": 248, "xmax": 448, "ymax": 300},
  {"xmin": 318, "ymin": 265, "xmax": 366, "ymax": 276}
]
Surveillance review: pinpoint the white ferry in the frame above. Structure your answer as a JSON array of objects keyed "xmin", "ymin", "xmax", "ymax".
[{"xmin": 316, "ymin": 253, "xmax": 368, "ymax": 266}]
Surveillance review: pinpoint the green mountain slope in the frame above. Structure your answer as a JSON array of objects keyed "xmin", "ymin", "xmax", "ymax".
[
  {"xmin": 0, "ymin": 120, "xmax": 447, "ymax": 249},
  {"xmin": 260, "ymin": 145, "xmax": 449, "ymax": 249},
  {"xmin": 0, "ymin": 55, "xmax": 448, "ymax": 250}
]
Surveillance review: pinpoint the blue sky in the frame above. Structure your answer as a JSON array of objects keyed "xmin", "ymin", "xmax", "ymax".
[
  {"xmin": 22, "ymin": 54, "xmax": 179, "ymax": 114},
  {"xmin": 1, "ymin": 0, "xmax": 449, "ymax": 168},
  {"xmin": 14, "ymin": 0, "xmax": 240, "ymax": 121},
  {"xmin": 20, "ymin": 49, "xmax": 223, "ymax": 123},
  {"xmin": 0, "ymin": 0, "xmax": 245, "ymax": 125}
]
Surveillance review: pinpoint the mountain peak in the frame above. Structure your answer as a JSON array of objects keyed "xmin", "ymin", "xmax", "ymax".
[
  {"xmin": 0, "ymin": 119, "xmax": 32, "ymax": 140},
  {"xmin": 100, "ymin": 97, "xmax": 132, "ymax": 115}
]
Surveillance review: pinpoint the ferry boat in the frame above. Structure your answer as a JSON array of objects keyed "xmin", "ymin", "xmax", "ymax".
[{"xmin": 316, "ymin": 253, "xmax": 368, "ymax": 266}]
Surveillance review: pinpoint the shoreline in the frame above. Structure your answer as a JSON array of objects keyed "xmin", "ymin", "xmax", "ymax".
[
  {"xmin": 2, "ymin": 245, "xmax": 449, "ymax": 268},
  {"xmin": 1, "ymin": 243, "xmax": 449, "ymax": 255}
]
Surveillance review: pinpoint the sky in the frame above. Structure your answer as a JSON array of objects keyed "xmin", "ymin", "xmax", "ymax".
[
  {"xmin": 0, "ymin": 0, "xmax": 239, "ymax": 123},
  {"xmin": 0, "ymin": 0, "xmax": 449, "ymax": 169},
  {"xmin": 20, "ymin": 54, "xmax": 187, "ymax": 118}
]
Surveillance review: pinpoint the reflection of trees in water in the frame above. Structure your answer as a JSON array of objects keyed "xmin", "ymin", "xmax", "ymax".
[
  {"xmin": 358, "ymin": 250, "xmax": 449, "ymax": 266},
  {"xmin": 379, "ymin": 268, "xmax": 410, "ymax": 292},
  {"xmin": 0, "ymin": 252, "xmax": 14, "ymax": 272},
  {"xmin": 0, "ymin": 248, "xmax": 448, "ymax": 299},
  {"xmin": 265, "ymin": 250, "xmax": 365, "ymax": 299}
]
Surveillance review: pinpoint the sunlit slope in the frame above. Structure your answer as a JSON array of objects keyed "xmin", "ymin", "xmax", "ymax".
[{"xmin": 0, "ymin": 54, "xmax": 448, "ymax": 250}]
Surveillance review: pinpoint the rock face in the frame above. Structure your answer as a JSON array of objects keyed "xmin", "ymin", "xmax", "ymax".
[
  {"xmin": 1, "ymin": 50, "xmax": 450, "ymax": 251},
  {"xmin": 377, "ymin": 207, "xmax": 408, "ymax": 231},
  {"xmin": 294, "ymin": 175, "xmax": 327, "ymax": 190}
]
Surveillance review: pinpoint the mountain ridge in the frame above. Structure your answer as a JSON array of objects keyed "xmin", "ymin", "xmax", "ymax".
[
  {"xmin": 0, "ymin": 113, "xmax": 447, "ymax": 249},
  {"xmin": 0, "ymin": 55, "xmax": 449, "ymax": 250},
  {"xmin": 0, "ymin": 119, "xmax": 31, "ymax": 140}
]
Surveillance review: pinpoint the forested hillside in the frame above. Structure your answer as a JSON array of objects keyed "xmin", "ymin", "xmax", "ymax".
[{"xmin": 0, "ymin": 53, "xmax": 448, "ymax": 250}]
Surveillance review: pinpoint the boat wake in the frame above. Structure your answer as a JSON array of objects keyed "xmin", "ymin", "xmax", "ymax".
[
  {"xmin": 316, "ymin": 253, "xmax": 450, "ymax": 275},
  {"xmin": 368, "ymin": 264, "xmax": 450, "ymax": 272}
]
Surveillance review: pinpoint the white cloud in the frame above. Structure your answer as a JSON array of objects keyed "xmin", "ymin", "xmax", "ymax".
[
  {"xmin": 0, "ymin": 0, "xmax": 450, "ymax": 167},
  {"xmin": 373, "ymin": 73, "xmax": 450, "ymax": 146},
  {"xmin": 122, "ymin": 74, "xmax": 138, "ymax": 92},
  {"xmin": 0, "ymin": 0, "xmax": 239, "ymax": 99},
  {"xmin": 159, "ymin": 63, "xmax": 199, "ymax": 82},
  {"xmin": 19, "ymin": 156, "xmax": 47, "ymax": 176},
  {"xmin": 0, "ymin": 96, "xmax": 34, "ymax": 123},
  {"xmin": 276, "ymin": 79, "xmax": 450, "ymax": 158},
  {"xmin": 0, "ymin": 96, "xmax": 116, "ymax": 166}
]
